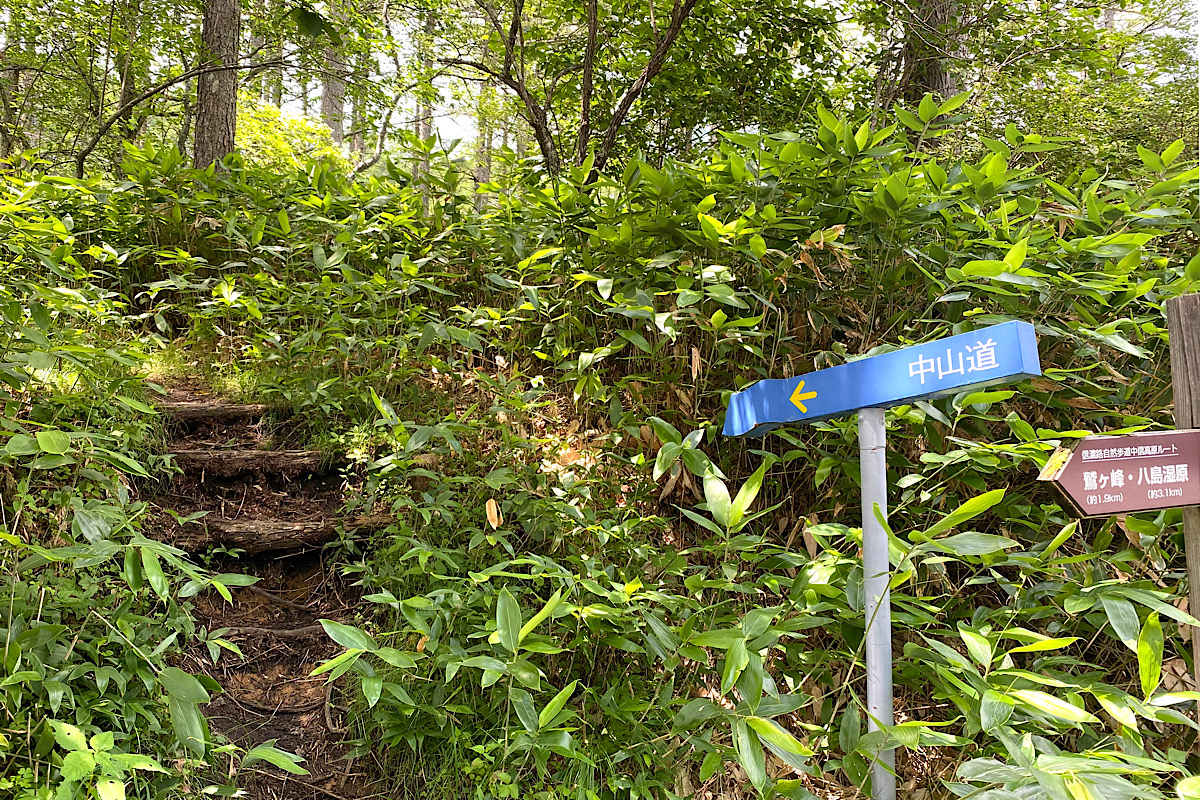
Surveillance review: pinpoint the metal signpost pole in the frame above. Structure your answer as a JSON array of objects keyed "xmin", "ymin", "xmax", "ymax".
[
  {"xmin": 722, "ymin": 321, "xmax": 1041, "ymax": 799},
  {"xmin": 858, "ymin": 407, "xmax": 895, "ymax": 800}
]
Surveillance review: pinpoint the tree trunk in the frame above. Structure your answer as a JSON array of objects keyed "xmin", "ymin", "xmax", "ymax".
[
  {"xmin": 348, "ymin": 52, "xmax": 368, "ymax": 152},
  {"xmin": 321, "ymin": 45, "xmax": 346, "ymax": 142},
  {"xmin": 575, "ymin": 0, "xmax": 598, "ymax": 165},
  {"xmin": 194, "ymin": 0, "xmax": 241, "ymax": 168},
  {"xmin": 473, "ymin": 70, "xmax": 492, "ymax": 211},
  {"xmin": 115, "ymin": 42, "xmax": 146, "ymax": 142},
  {"xmin": 878, "ymin": 0, "xmax": 963, "ymax": 106},
  {"xmin": 418, "ymin": 11, "xmax": 435, "ymax": 165},
  {"xmin": 0, "ymin": 14, "xmax": 28, "ymax": 161},
  {"xmin": 321, "ymin": 1, "xmax": 348, "ymax": 144},
  {"xmin": 176, "ymin": 90, "xmax": 194, "ymax": 154}
]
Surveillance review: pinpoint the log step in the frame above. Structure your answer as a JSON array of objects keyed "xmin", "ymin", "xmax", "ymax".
[
  {"xmin": 177, "ymin": 514, "xmax": 394, "ymax": 554},
  {"xmin": 170, "ymin": 449, "xmax": 334, "ymax": 477},
  {"xmin": 157, "ymin": 400, "xmax": 272, "ymax": 421}
]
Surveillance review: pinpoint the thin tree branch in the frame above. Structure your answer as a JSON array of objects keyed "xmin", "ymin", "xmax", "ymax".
[
  {"xmin": 503, "ymin": 0, "xmax": 525, "ymax": 77},
  {"xmin": 593, "ymin": 0, "xmax": 700, "ymax": 173},
  {"xmin": 575, "ymin": 0, "xmax": 598, "ymax": 165},
  {"xmin": 352, "ymin": 80, "xmax": 422, "ymax": 176}
]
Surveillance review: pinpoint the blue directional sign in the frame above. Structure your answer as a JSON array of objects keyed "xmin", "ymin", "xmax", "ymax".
[{"xmin": 723, "ymin": 321, "xmax": 1041, "ymax": 437}]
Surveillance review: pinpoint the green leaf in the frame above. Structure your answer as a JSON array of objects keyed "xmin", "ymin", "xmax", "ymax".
[
  {"xmin": 839, "ymin": 704, "xmax": 861, "ymax": 753},
  {"xmin": 937, "ymin": 89, "xmax": 971, "ymax": 115},
  {"xmin": 60, "ymin": 750, "xmax": 96, "ymax": 782},
  {"xmin": 728, "ymin": 460, "xmax": 769, "ymax": 530},
  {"xmin": 700, "ymin": 751, "xmax": 722, "ymax": 782},
  {"xmin": 747, "ymin": 716, "xmax": 812, "ymax": 755},
  {"xmin": 309, "ymin": 648, "xmax": 362, "ymax": 677},
  {"xmin": 934, "ymin": 532, "xmax": 1019, "ymax": 556},
  {"xmin": 159, "ymin": 667, "xmax": 211, "ymax": 703},
  {"xmin": 689, "ymin": 628, "xmax": 743, "ymax": 649},
  {"xmin": 51, "ymin": 722, "xmax": 87, "ymax": 751},
  {"xmin": 168, "ymin": 695, "xmax": 207, "ymax": 756},
  {"xmin": 460, "ymin": 656, "xmax": 508, "ymax": 673},
  {"xmin": 653, "ymin": 441, "xmax": 683, "ymax": 481},
  {"xmin": 1002, "ymin": 238, "xmax": 1028, "ymax": 270},
  {"xmin": 980, "ymin": 689, "xmax": 1014, "ymax": 731},
  {"xmin": 721, "ymin": 638, "xmax": 749, "ymax": 695},
  {"xmin": 362, "ymin": 676, "xmax": 383, "ymax": 707},
  {"xmin": 96, "ymin": 779, "xmax": 125, "ymax": 800},
  {"xmin": 1101, "ymin": 596, "xmax": 1141, "ymax": 652},
  {"xmin": 647, "ymin": 416, "xmax": 682, "ymax": 445},
  {"xmin": 923, "ymin": 489, "xmax": 1006, "ymax": 538},
  {"xmin": 1162, "ymin": 139, "xmax": 1185, "ymax": 166},
  {"xmin": 699, "ymin": 213, "xmax": 722, "ymax": 242},
  {"xmin": 1137, "ymin": 144, "xmax": 1164, "ymax": 172},
  {"xmin": 733, "ymin": 719, "xmax": 767, "ymax": 790},
  {"xmin": 1009, "ymin": 689, "xmax": 1098, "ymax": 724},
  {"xmin": 519, "ymin": 590, "xmax": 562, "ymax": 642},
  {"xmin": 1178, "ymin": 776, "xmax": 1200, "ymax": 800},
  {"xmin": 509, "ymin": 657, "xmax": 541, "ymax": 689},
  {"xmin": 320, "ymin": 620, "xmax": 379, "ymax": 652},
  {"xmin": 36, "ymin": 429, "xmax": 70, "ymax": 455},
  {"xmin": 749, "ymin": 234, "xmax": 767, "ymax": 260},
  {"xmin": 496, "ymin": 589, "xmax": 521, "ymax": 654},
  {"xmin": 962, "ymin": 259, "xmax": 1012, "ymax": 277},
  {"xmin": 510, "ymin": 687, "xmax": 539, "ymax": 733},
  {"xmin": 5, "ymin": 434, "xmax": 38, "ymax": 456},
  {"xmin": 704, "ymin": 471, "xmax": 732, "ymax": 529},
  {"xmin": 115, "ymin": 395, "xmax": 156, "ymax": 414},
  {"xmin": 917, "ymin": 93, "xmax": 939, "ymax": 123},
  {"xmin": 538, "ymin": 680, "xmax": 578, "ymax": 729},
  {"xmin": 1004, "ymin": 637, "xmax": 1078, "ymax": 655},
  {"xmin": 1138, "ymin": 612, "xmax": 1164, "ymax": 699},
  {"xmin": 958, "ymin": 627, "xmax": 993, "ymax": 667},
  {"xmin": 895, "ymin": 107, "xmax": 924, "ymax": 132},
  {"xmin": 1185, "ymin": 251, "xmax": 1200, "ymax": 282},
  {"xmin": 141, "ymin": 549, "xmax": 169, "ymax": 600},
  {"xmin": 243, "ymin": 742, "xmax": 309, "ymax": 775}
]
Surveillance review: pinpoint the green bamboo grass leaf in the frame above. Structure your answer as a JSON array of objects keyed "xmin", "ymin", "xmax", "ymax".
[
  {"xmin": 538, "ymin": 680, "xmax": 578, "ymax": 728},
  {"xmin": 1138, "ymin": 612, "xmax": 1164, "ymax": 699},
  {"xmin": 733, "ymin": 719, "xmax": 766, "ymax": 790},
  {"xmin": 922, "ymin": 489, "xmax": 1006, "ymax": 538},
  {"xmin": 704, "ymin": 471, "xmax": 732, "ymax": 529},
  {"xmin": 1101, "ymin": 596, "xmax": 1141, "ymax": 653},
  {"xmin": 320, "ymin": 620, "xmax": 378, "ymax": 652},
  {"xmin": 243, "ymin": 742, "xmax": 309, "ymax": 775},
  {"xmin": 1009, "ymin": 689, "xmax": 1098, "ymax": 725},
  {"xmin": 747, "ymin": 716, "xmax": 812, "ymax": 755},
  {"xmin": 519, "ymin": 590, "xmax": 562, "ymax": 642},
  {"xmin": 496, "ymin": 589, "xmax": 521, "ymax": 654}
]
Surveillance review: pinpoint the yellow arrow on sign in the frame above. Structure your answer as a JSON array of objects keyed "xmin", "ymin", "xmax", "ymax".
[{"xmin": 790, "ymin": 379, "xmax": 817, "ymax": 412}]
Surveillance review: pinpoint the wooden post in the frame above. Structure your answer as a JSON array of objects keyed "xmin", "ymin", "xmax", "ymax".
[{"xmin": 1166, "ymin": 294, "xmax": 1200, "ymax": 687}]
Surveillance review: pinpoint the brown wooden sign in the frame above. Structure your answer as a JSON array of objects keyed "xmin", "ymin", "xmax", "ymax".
[{"xmin": 1038, "ymin": 430, "xmax": 1200, "ymax": 517}]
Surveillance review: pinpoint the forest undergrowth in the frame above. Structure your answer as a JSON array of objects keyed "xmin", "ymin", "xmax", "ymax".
[{"xmin": 2, "ymin": 98, "xmax": 1200, "ymax": 800}]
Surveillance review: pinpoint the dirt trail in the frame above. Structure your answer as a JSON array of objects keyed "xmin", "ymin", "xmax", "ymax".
[{"xmin": 151, "ymin": 388, "xmax": 377, "ymax": 799}]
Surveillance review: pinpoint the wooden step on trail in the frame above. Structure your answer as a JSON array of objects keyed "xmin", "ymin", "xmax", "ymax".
[
  {"xmin": 177, "ymin": 514, "xmax": 394, "ymax": 554},
  {"xmin": 156, "ymin": 400, "xmax": 272, "ymax": 421},
  {"xmin": 170, "ymin": 448, "xmax": 334, "ymax": 477}
]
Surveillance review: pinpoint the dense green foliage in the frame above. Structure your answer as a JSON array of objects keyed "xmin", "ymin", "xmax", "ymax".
[{"xmin": 2, "ymin": 90, "xmax": 1198, "ymax": 800}]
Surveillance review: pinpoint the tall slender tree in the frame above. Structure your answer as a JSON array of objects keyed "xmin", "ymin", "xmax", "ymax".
[{"xmin": 194, "ymin": 0, "xmax": 241, "ymax": 167}]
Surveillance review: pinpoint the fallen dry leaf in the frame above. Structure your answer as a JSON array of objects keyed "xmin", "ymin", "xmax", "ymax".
[{"xmin": 485, "ymin": 498, "xmax": 502, "ymax": 530}]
